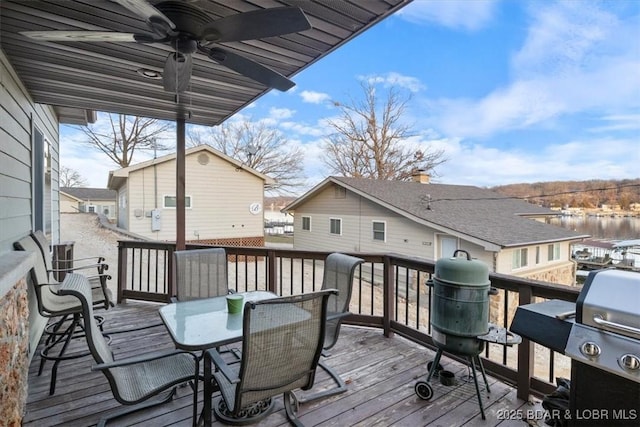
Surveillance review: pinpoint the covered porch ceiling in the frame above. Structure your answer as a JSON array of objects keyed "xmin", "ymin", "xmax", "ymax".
[{"xmin": 1, "ymin": 0, "xmax": 411, "ymax": 126}]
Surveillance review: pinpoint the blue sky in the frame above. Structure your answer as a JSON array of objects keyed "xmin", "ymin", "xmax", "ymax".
[{"xmin": 61, "ymin": 0, "xmax": 640, "ymax": 192}]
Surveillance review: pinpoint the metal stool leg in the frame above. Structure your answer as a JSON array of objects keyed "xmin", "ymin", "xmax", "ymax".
[
  {"xmin": 468, "ymin": 356, "xmax": 486, "ymax": 420},
  {"xmin": 474, "ymin": 355, "xmax": 490, "ymax": 393},
  {"xmin": 426, "ymin": 349, "xmax": 444, "ymax": 382}
]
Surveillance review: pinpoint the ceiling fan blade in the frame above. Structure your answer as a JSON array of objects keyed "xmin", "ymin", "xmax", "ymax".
[
  {"xmin": 111, "ymin": 0, "xmax": 175, "ymax": 29},
  {"xmin": 20, "ymin": 31, "xmax": 137, "ymax": 42},
  {"xmin": 207, "ymin": 47, "xmax": 295, "ymax": 91},
  {"xmin": 163, "ymin": 53, "xmax": 193, "ymax": 93},
  {"xmin": 201, "ymin": 7, "xmax": 311, "ymax": 43}
]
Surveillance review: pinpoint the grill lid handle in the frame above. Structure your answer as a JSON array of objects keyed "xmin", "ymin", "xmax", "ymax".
[{"xmin": 593, "ymin": 314, "xmax": 640, "ymax": 336}]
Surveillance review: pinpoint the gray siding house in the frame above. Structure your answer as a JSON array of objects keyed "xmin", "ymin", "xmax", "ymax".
[
  {"xmin": 284, "ymin": 175, "xmax": 589, "ymax": 285},
  {"xmin": 1, "ymin": 50, "xmax": 96, "ymax": 361}
]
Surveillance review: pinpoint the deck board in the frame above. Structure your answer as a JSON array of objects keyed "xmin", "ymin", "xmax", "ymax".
[{"xmin": 24, "ymin": 301, "xmax": 541, "ymax": 427}]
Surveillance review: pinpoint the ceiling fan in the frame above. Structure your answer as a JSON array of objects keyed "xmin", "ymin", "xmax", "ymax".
[{"xmin": 20, "ymin": 0, "xmax": 312, "ymax": 92}]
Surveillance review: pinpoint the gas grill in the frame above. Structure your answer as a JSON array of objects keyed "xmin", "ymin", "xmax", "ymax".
[{"xmin": 511, "ymin": 269, "xmax": 640, "ymax": 425}]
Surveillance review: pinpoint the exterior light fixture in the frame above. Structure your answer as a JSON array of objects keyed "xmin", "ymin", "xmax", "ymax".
[{"xmin": 136, "ymin": 68, "xmax": 162, "ymax": 79}]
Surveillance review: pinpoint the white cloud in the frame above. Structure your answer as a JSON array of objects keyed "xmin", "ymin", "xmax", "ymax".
[
  {"xmin": 279, "ymin": 121, "xmax": 325, "ymax": 137},
  {"xmin": 300, "ymin": 90, "xmax": 331, "ymax": 104},
  {"xmin": 268, "ymin": 107, "xmax": 295, "ymax": 119},
  {"xmin": 396, "ymin": 0, "xmax": 498, "ymax": 31},
  {"xmin": 434, "ymin": 136, "xmax": 640, "ymax": 187},
  {"xmin": 424, "ymin": 2, "xmax": 640, "ymax": 139},
  {"xmin": 361, "ymin": 72, "xmax": 425, "ymax": 93}
]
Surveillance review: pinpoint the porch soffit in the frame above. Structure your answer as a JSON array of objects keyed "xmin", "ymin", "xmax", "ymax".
[{"xmin": 0, "ymin": 0, "xmax": 410, "ymax": 126}]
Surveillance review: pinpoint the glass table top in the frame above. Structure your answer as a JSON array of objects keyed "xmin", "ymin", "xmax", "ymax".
[{"xmin": 159, "ymin": 290, "xmax": 277, "ymax": 350}]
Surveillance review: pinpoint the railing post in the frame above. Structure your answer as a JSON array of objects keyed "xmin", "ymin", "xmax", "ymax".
[
  {"xmin": 267, "ymin": 249, "xmax": 277, "ymax": 294},
  {"xmin": 117, "ymin": 241, "xmax": 128, "ymax": 304},
  {"xmin": 383, "ymin": 255, "xmax": 394, "ymax": 338},
  {"xmin": 517, "ymin": 285, "xmax": 534, "ymax": 401},
  {"xmin": 167, "ymin": 246, "xmax": 175, "ymax": 300}
]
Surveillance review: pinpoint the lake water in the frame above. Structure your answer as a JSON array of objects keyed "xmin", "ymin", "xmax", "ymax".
[{"xmin": 549, "ymin": 216, "xmax": 640, "ymax": 240}]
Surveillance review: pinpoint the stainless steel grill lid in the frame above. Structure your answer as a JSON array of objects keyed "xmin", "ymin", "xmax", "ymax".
[{"xmin": 577, "ymin": 269, "xmax": 640, "ymax": 340}]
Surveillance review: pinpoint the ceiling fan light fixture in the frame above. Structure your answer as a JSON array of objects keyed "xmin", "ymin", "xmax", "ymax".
[{"xmin": 137, "ymin": 68, "xmax": 162, "ymax": 79}]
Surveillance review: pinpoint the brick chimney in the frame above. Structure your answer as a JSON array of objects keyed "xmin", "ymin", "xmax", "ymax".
[{"xmin": 411, "ymin": 169, "xmax": 430, "ymax": 184}]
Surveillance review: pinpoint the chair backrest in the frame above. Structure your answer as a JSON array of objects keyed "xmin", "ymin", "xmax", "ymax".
[
  {"xmin": 31, "ymin": 230, "xmax": 54, "ymax": 275},
  {"xmin": 233, "ymin": 290, "xmax": 335, "ymax": 411},
  {"xmin": 173, "ymin": 248, "xmax": 228, "ymax": 301},
  {"xmin": 321, "ymin": 253, "xmax": 364, "ymax": 349},
  {"xmin": 14, "ymin": 234, "xmax": 66, "ymax": 316}
]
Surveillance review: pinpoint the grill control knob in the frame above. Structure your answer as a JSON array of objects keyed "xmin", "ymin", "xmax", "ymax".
[
  {"xmin": 620, "ymin": 354, "xmax": 640, "ymax": 371},
  {"xmin": 580, "ymin": 342, "xmax": 601, "ymax": 357}
]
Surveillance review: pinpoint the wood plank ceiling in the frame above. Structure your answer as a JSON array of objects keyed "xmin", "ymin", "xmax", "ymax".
[{"xmin": 0, "ymin": 0, "xmax": 411, "ymax": 126}]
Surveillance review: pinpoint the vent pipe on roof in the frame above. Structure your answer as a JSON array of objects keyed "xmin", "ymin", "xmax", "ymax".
[{"xmin": 412, "ymin": 169, "xmax": 430, "ymax": 184}]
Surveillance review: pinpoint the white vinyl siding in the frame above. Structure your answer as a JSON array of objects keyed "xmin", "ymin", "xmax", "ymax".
[
  {"xmin": 372, "ymin": 221, "xmax": 385, "ymax": 241},
  {"xmin": 122, "ymin": 150, "xmax": 265, "ymax": 240},
  {"xmin": 512, "ymin": 248, "xmax": 528, "ymax": 269},
  {"xmin": 330, "ymin": 218, "xmax": 342, "ymax": 235},
  {"xmin": 301, "ymin": 216, "xmax": 311, "ymax": 231}
]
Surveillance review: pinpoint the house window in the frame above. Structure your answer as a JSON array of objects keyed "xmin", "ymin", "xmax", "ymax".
[
  {"xmin": 334, "ymin": 186, "xmax": 346, "ymax": 199},
  {"xmin": 512, "ymin": 248, "xmax": 528, "ymax": 269},
  {"xmin": 548, "ymin": 243, "xmax": 560, "ymax": 261},
  {"xmin": 164, "ymin": 195, "xmax": 192, "ymax": 208},
  {"xmin": 301, "ymin": 216, "xmax": 311, "ymax": 231},
  {"xmin": 372, "ymin": 221, "xmax": 386, "ymax": 241},
  {"xmin": 33, "ymin": 129, "xmax": 53, "ymax": 237},
  {"xmin": 330, "ymin": 218, "xmax": 342, "ymax": 235},
  {"xmin": 535, "ymin": 246, "xmax": 541, "ymax": 264}
]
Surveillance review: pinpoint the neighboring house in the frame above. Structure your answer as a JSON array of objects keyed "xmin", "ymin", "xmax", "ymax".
[
  {"xmin": 264, "ymin": 196, "xmax": 295, "ymax": 235},
  {"xmin": 284, "ymin": 174, "xmax": 590, "ymax": 285},
  {"xmin": 107, "ymin": 145, "xmax": 275, "ymax": 246},
  {"xmin": 60, "ymin": 187, "xmax": 117, "ymax": 221}
]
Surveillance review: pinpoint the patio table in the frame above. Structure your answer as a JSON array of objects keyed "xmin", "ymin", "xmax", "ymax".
[
  {"xmin": 159, "ymin": 290, "xmax": 277, "ymax": 351},
  {"xmin": 159, "ymin": 290, "xmax": 279, "ymax": 425}
]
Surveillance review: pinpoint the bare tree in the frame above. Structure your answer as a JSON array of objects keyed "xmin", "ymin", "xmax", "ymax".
[
  {"xmin": 323, "ymin": 81, "xmax": 445, "ymax": 180},
  {"xmin": 59, "ymin": 166, "xmax": 87, "ymax": 187},
  {"xmin": 188, "ymin": 120, "xmax": 306, "ymax": 193},
  {"xmin": 76, "ymin": 113, "xmax": 173, "ymax": 168}
]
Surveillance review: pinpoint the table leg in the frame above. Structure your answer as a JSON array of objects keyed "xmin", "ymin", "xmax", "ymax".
[{"xmin": 203, "ymin": 350, "xmax": 212, "ymax": 427}]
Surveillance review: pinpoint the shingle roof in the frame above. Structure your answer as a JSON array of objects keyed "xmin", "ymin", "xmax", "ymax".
[
  {"xmin": 60, "ymin": 187, "xmax": 116, "ymax": 201},
  {"xmin": 288, "ymin": 177, "xmax": 588, "ymax": 248}
]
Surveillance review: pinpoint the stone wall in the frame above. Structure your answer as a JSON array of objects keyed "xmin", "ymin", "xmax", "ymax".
[{"xmin": 0, "ymin": 251, "xmax": 35, "ymax": 426}]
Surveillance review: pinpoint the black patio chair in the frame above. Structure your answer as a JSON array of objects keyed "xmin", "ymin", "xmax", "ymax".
[
  {"xmin": 172, "ymin": 247, "xmax": 231, "ymax": 302},
  {"xmin": 295, "ymin": 252, "xmax": 364, "ymax": 403},
  {"xmin": 14, "ymin": 234, "xmax": 113, "ymax": 395},
  {"xmin": 203, "ymin": 289, "xmax": 336, "ymax": 426},
  {"xmin": 31, "ymin": 229, "xmax": 110, "ymax": 286},
  {"xmin": 59, "ymin": 273, "xmax": 200, "ymax": 427}
]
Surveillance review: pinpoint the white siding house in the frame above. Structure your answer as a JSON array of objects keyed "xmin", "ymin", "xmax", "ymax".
[
  {"xmin": 108, "ymin": 145, "xmax": 274, "ymax": 245},
  {"xmin": 285, "ymin": 176, "xmax": 589, "ymax": 285},
  {"xmin": 60, "ymin": 187, "xmax": 117, "ymax": 221}
]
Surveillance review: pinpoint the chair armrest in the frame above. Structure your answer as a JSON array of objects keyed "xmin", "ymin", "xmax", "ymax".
[
  {"xmin": 205, "ymin": 349, "xmax": 240, "ymax": 384},
  {"xmin": 67, "ymin": 255, "xmax": 106, "ymax": 264},
  {"xmin": 91, "ymin": 349, "xmax": 198, "ymax": 371},
  {"xmin": 327, "ymin": 311, "xmax": 351, "ymax": 322},
  {"xmin": 50, "ymin": 263, "xmax": 108, "ymax": 273}
]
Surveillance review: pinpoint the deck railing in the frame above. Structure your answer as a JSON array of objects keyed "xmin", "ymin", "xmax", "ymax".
[{"xmin": 117, "ymin": 240, "xmax": 580, "ymax": 402}]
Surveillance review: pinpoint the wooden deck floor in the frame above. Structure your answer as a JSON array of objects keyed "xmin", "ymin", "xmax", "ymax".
[{"xmin": 24, "ymin": 302, "xmax": 543, "ymax": 427}]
